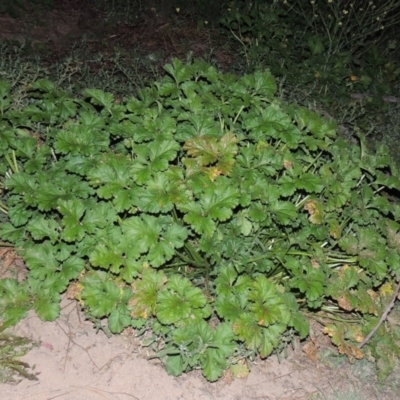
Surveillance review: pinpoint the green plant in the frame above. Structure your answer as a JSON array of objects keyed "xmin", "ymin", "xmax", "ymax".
[
  {"xmin": 284, "ymin": 0, "xmax": 400, "ymax": 58},
  {"xmin": 282, "ymin": 0, "xmax": 400, "ymax": 105},
  {"xmin": 1, "ymin": 59, "xmax": 400, "ymax": 381},
  {"xmin": 0, "ymin": 323, "xmax": 37, "ymax": 383},
  {"xmin": 220, "ymin": 0, "xmax": 400, "ymax": 166},
  {"xmin": 309, "ymin": 389, "xmax": 365, "ymax": 400},
  {"xmin": 222, "ymin": 0, "xmax": 400, "ymax": 71}
]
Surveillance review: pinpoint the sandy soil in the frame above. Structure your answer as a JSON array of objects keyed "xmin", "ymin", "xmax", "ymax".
[
  {"xmin": 1, "ymin": 295, "xmax": 399, "ymax": 400},
  {"xmin": 1, "ymin": 242, "xmax": 398, "ymax": 400}
]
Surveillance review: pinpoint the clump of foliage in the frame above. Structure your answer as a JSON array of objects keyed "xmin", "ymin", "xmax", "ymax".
[
  {"xmin": 0, "ymin": 323, "xmax": 37, "ymax": 383},
  {"xmin": 221, "ymin": 0, "xmax": 400, "ymax": 89},
  {"xmin": 1, "ymin": 59, "xmax": 400, "ymax": 381},
  {"xmin": 220, "ymin": 0, "xmax": 400, "ymax": 162}
]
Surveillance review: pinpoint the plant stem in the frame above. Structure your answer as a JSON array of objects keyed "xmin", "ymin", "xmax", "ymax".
[
  {"xmin": 0, "ymin": 202, "xmax": 8, "ymax": 214},
  {"xmin": 306, "ymin": 311, "xmax": 362, "ymax": 324},
  {"xmin": 0, "ymin": 242, "xmax": 14, "ymax": 247}
]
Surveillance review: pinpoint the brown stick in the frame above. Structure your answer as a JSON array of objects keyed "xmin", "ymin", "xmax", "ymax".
[{"xmin": 358, "ymin": 279, "xmax": 400, "ymax": 349}]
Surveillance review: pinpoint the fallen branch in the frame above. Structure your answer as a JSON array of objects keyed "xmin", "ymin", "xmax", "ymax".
[{"xmin": 358, "ymin": 279, "xmax": 400, "ymax": 349}]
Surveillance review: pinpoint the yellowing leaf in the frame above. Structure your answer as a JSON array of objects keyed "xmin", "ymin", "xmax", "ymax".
[
  {"xmin": 324, "ymin": 324, "xmax": 364, "ymax": 362},
  {"xmin": 129, "ymin": 269, "xmax": 166, "ymax": 319},
  {"xmin": 380, "ymin": 282, "xmax": 394, "ymax": 297},
  {"xmin": 337, "ymin": 295, "xmax": 353, "ymax": 311},
  {"xmin": 310, "ymin": 258, "xmax": 320, "ymax": 269},
  {"xmin": 184, "ymin": 135, "xmax": 219, "ymax": 166},
  {"xmin": 219, "ymin": 131, "xmax": 238, "ymax": 154},
  {"xmin": 347, "ymin": 325, "xmax": 364, "ymax": 344},
  {"xmin": 367, "ymin": 289, "xmax": 379, "ymax": 302},
  {"xmin": 66, "ymin": 281, "xmax": 84, "ymax": 302},
  {"xmin": 323, "ymin": 325, "xmax": 335, "ymax": 337},
  {"xmin": 230, "ymin": 359, "xmax": 250, "ymax": 379},
  {"xmin": 304, "ymin": 199, "xmax": 323, "ymax": 224},
  {"xmin": 283, "ymin": 159, "xmax": 293, "ymax": 169},
  {"xmin": 338, "ymin": 264, "xmax": 351, "ymax": 276},
  {"xmin": 205, "ymin": 166, "xmax": 222, "ymax": 181},
  {"xmin": 183, "ymin": 132, "xmax": 238, "ymax": 177},
  {"xmin": 342, "ymin": 344, "xmax": 364, "ymax": 361}
]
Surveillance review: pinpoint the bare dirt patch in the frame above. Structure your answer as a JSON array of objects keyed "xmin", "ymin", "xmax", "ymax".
[
  {"xmin": 0, "ymin": 0, "xmax": 235, "ymax": 70},
  {"xmin": 0, "ymin": 249, "xmax": 398, "ymax": 400},
  {"xmin": 0, "ymin": 300, "xmax": 378, "ymax": 400},
  {"xmin": 2, "ymin": 209, "xmax": 397, "ymax": 398},
  {"xmin": 1, "ymin": 295, "xmax": 399, "ymax": 400}
]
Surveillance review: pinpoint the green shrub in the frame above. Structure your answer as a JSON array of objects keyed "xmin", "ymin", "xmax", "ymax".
[
  {"xmin": 1, "ymin": 59, "xmax": 400, "ymax": 381},
  {"xmin": 221, "ymin": 0, "xmax": 400, "ymax": 76},
  {"xmin": 220, "ymin": 0, "xmax": 400, "ymax": 164}
]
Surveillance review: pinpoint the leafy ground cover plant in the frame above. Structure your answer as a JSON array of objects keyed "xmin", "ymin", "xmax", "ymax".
[
  {"xmin": 220, "ymin": 0, "xmax": 400, "ymax": 163},
  {"xmin": 1, "ymin": 59, "xmax": 400, "ymax": 381}
]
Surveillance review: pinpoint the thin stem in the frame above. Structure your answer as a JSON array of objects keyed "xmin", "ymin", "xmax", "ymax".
[
  {"xmin": 0, "ymin": 242, "xmax": 14, "ymax": 247},
  {"xmin": 5, "ymin": 151, "xmax": 18, "ymax": 174},
  {"xmin": 304, "ymin": 151, "xmax": 323, "ymax": 174},
  {"xmin": 0, "ymin": 201, "xmax": 8, "ymax": 214},
  {"xmin": 173, "ymin": 245, "xmax": 204, "ymax": 269},
  {"xmin": 326, "ymin": 256, "xmax": 358, "ymax": 263},
  {"xmin": 358, "ymin": 279, "xmax": 400, "ymax": 349},
  {"xmin": 230, "ymin": 29, "xmax": 249, "ymax": 67},
  {"xmin": 305, "ymin": 310, "xmax": 362, "ymax": 324},
  {"xmin": 233, "ymin": 105, "xmax": 244, "ymax": 125}
]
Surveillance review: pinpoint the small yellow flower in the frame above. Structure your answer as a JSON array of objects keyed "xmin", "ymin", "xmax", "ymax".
[{"xmin": 343, "ymin": 9, "xmax": 348, "ymax": 14}]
